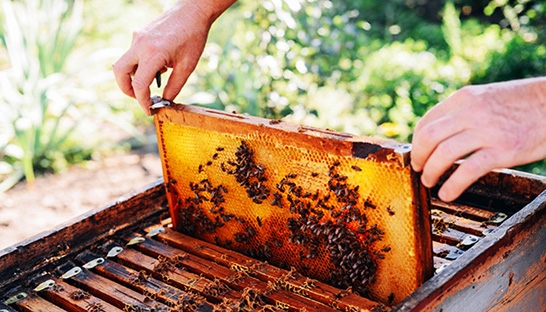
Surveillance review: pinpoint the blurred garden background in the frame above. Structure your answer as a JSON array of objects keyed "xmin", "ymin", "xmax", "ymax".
[{"xmin": 0, "ymin": 0, "xmax": 545, "ymax": 246}]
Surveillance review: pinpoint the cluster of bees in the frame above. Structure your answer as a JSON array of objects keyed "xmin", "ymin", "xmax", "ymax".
[
  {"xmin": 152, "ymin": 254, "xmax": 188, "ymax": 275},
  {"xmin": 172, "ymin": 140, "xmax": 390, "ymax": 298},
  {"xmin": 202, "ymin": 278, "xmax": 230, "ymax": 298},
  {"xmin": 280, "ymin": 161, "xmax": 389, "ymax": 296}
]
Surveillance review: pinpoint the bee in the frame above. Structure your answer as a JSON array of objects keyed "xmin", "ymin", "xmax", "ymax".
[
  {"xmin": 216, "ymin": 147, "xmax": 225, "ymax": 151},
  {"xmin": 386, "ymin": 206, "xmax": 395, "ymax": 216},
  {"xmin": 86, "ymin": 302, "xmax": 106, "ymax": 312},
  {"xmin": 70, "ymin": 290, "xmax": 90, "ymax": 300},
  {"xmin": 388, "ymin": 292, "xmax": 395, "ymax": 305},
  {"xmin": 271, "ymin": 193, "xmax": 283, "ymax": 208},
  {"xmin": 351, "ymin": 165, "xmax": 362, "ymax": 171},
  {"xmin": 256, "ymin": 216, "xmax": 262, "ymax": 227},
  {"xmin": 246, "ymin": 226, "xmax": 256, "ymax": 237},
  {"xmin": 364, "ymin": 198, "xmax": 377, "ymax": 209}
]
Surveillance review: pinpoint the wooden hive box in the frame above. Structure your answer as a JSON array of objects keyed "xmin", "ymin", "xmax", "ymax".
[{"xmin": 0, "ymin": 104, "xmax": 544, "ymax": 312}]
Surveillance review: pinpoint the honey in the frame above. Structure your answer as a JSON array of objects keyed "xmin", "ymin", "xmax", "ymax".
[{"xmin": 154, "ymin": 104, "xmax": 432, "ymax": 305}]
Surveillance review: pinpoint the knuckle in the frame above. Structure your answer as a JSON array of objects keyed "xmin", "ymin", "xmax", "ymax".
[
  {"xmin": 131, "ymin": 78, "xmax": 148, "ymax": 90},
  {"xmin": 435, "ymin": 140, "xmax": 457, "ymax": 159}
]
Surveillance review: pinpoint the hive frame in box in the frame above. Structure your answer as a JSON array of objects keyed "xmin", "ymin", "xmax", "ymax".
[
  {"xmin": 152, "ymin": 103, "xmax": 433, "ymax": 304},
  {"xmin": 0, "ymin": 169, "xmax": 544, "ymax": 311}
]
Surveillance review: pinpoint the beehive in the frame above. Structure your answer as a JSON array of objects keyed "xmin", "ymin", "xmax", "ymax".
[{"xmin": 153, "ymin": 103, "xmax": 433, "ymax": 305}]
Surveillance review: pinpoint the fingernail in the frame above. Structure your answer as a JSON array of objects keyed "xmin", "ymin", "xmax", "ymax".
[
  {"xmin": 421, "ymin": 176, "xmax": 432, "ymax": 188},
  {"xmin": 438, "ymin": 188, "xmax": 451, "ymax": 202}
]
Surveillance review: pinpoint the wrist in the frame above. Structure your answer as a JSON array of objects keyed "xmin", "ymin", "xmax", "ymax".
[{"xmin": 176, "ymin": 0, "xmax": 236, "ymax": 25}]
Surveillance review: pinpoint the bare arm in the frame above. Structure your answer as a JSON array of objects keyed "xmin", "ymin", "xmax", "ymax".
[
  {"xmin": 113, "ymin": 0, "xmax": 237, "ymax": 114},
  {"xmin": 411, "ymin": 76, "xmax": 546, "ymax": 202}
]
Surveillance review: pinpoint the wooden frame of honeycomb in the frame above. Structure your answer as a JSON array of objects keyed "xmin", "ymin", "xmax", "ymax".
[{"xmin": 153, "ymin": 103, "xmax": 433, "ymax": 305}]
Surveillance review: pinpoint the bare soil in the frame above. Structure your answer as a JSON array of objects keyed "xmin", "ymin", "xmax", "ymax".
[{"xmin": 0, "ymin": 148, "xmax": 163, "ymax": 250}]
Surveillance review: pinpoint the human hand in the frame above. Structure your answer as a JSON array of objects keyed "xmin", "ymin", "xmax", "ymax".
[
  {"xmin": 411, "ymin": 77, "xmax": 546, "ymax": 202},
  {"xmin": 113, "ymin": 0, "xmax": 235, "ymax": 114}
]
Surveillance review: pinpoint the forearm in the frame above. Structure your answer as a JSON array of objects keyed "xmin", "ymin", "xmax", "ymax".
[{"xmin": 175, "ymin": 0, "xmax": 237, "ymax": 26}]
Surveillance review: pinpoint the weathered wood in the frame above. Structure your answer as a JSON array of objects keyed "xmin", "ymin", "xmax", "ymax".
[
  {"xmin": 114, "ymin": 240, "xmax": 340, "ymax": 312},
  {"xmin": 124, "ymin": 235, "xmax": 343, "ymax": 312},
  {"xmin": 55, "ymin": 265, "xmax": 170, "ymax": 312},
  {"xmin": 431, "ymin": 199, "xmax": 497, "ymax": 221},
  {"xmin": 104, "ymin": 243, "xmax": 240, "ymax": 302},
  {"xmin": 432, "ymin": 256, "xmax": 452, "ymax": 271},
  {"xmin": 153, "ymin": 228, "xmax": 381, "ymax": 311},
  {"xmin": 74, "ymin": 250, "xmax": 216, "ymax": 311},
  {"xmin": 11, "ymin": 289, "xmax": 68, "ymax": 312},
  {"xmin": 0, "ymin": 180, "xmax": 167, "ymax": 292},
  {"xmin": 432, "ymin": 227, "xmax": 471, "ymax": 245},
  {"xmin": 431, "ymin": 210, "xmax": 491, "ymax": 236},
  {"xmin": 37, "ymin": 276, "xmax": 122, "ymax": 312},
  {"xmin": 393, "ymin": 190, "xmax": 546, "ymax": 312},
  {"xmin": 436, "ymin": 166, "xmax": 546, "ymax": 214}
]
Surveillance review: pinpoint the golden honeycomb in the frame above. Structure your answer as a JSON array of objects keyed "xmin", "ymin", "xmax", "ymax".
[{"xmin": 154, "ymin": 104, "xmax": 433, "ymax": 305}]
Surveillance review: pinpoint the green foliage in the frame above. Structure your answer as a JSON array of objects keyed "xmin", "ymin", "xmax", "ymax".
[
  {"xmin": 1, "ymin": 0, "xmax": 545, "ymax": 191},
  {"xmin": 178, "ymin": 0, "xmax": 546, "ymax": 173},
  {"xmin": 0, "ymin": 0, "xmax": 148, "ymax": 192}
]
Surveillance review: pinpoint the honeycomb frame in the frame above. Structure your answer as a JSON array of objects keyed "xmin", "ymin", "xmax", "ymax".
[{"xmin": 153, "ymin": 103, "xmax": 433, "ymax": 305}]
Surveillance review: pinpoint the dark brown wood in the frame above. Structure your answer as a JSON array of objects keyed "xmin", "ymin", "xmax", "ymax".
[
  {"xmin": 114, "ymin": 239, "xmax": 340, "ymax": 312},
  {"xmin": 55, "ymin": 266, "xmax": 170, "ymax": 312},
  {"xmin": 431, "ymin": 198, "xmax": 497, "ymax": 221},
  {"xmin": 38, "ymin": 276, "xmax": 122, "ymax": 312},
  {"xmin": 152, "ymin": 228, "xmax": 380, "ymax": 311},
  {"xmin": 0, "ymin": 180, "xmax": 167, "ymax": 292},
  {"xmin": 106, "ymin": 243, "xmax": 241, "ymax": 302},
  {"xmin": 431, "ymin": 209, "xmax": 492, "ymax": 236},
  {"xmin": 393, "ymin": 190, "xmax": 546, "ymax": 312},
  {"xmin": 432, "ymin": 227, "xmax": 470, "ymax": 245},
  {"xmin": 436, "ymin": 165, "xmax": 546, "ymax": 214},
  {"xmin": 126, "ymin": 235, "xmax": 345, "ymax": 311},
  {"xmin": 74, "ymin": 250, "xmax": 216, "ymax": 311},
  {"xmin": 12, "ymin": 289, "xmax": 68, "ymax": 312}
]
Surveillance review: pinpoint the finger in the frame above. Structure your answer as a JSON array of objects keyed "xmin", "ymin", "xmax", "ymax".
[
  {"xmin": 420, "ymin": 130, "xmax": 482, "ymax": 188},
  {"xmin": 436, "ymin": 148, "xmax": 498, "ymax": 202},
  {"xmin": 162, "ymin": 64, "xmax": 191, "ymax": 101},
  {"xmin": 414, "ymin": 89, "xmax": 468, "ymax": 132},
  {"xmin": 113, "ymin": 55, "xmax": 138, "ymax": 98},
  {"xmin": 411, "ymin": 114, "xmax": 464, "ymax": 172},
  {"xmin": 132, "ymin": 58, "xmax": 167, "ymax": 114}
]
